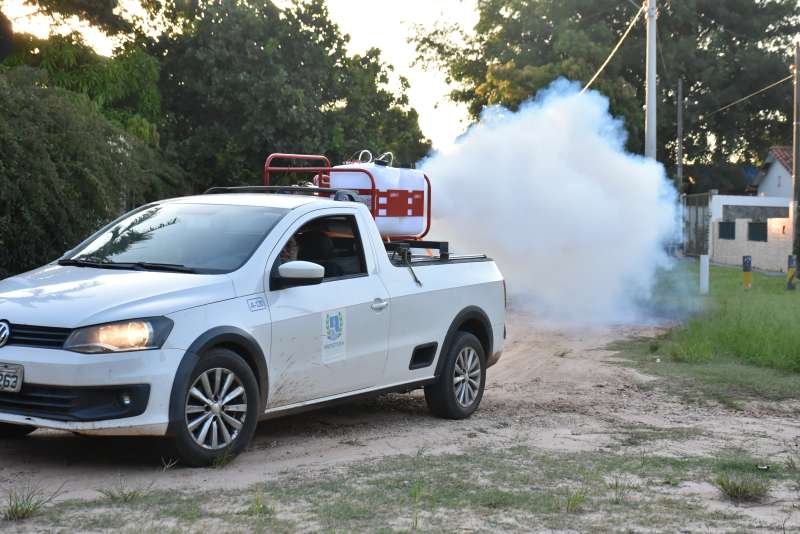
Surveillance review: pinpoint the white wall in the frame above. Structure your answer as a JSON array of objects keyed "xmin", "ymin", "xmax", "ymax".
[
  {"xmin": 711, "ymin": 216, "xmax": 793, "ymax": 272},
  {"xmin": 757, "ymin": 163, "xmax": 792, "ymax": 198},
  {"xmin": 708, "ymin": 195, "xmax": 793, "ymax": 270},
  {"xmin": 709, "ymin": 194, "xmax": 790, "ymax": 220}
]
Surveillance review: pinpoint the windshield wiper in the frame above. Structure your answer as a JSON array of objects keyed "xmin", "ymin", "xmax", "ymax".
[
  {"xmin": 58, "ymin": 259, "xmax": 196, "ymax": 273},
  {"xmin": 128, "ymin": 262, "xmax": 197, "ymax": 273},
  {"xmin": 57, "ymin": 259, "xmax": 129, "ymax": 270}
]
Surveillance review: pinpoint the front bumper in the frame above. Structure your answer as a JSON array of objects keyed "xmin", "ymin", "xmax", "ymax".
[
  {"xmin": 0, "ymin": 383, "xmax": 150, "ymax": 422},
  {"xmin": 0, "ymin": 346, "xmax": 185, "ymax": 436}
]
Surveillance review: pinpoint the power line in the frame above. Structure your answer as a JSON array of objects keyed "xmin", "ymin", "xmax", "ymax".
[
  {"xmin": 581, "ymin": 4, "xmax": 645, "ymax": 94},
  {"xmin": 703, "ymin": 74, "xmax": 793, "ymax": 119}
]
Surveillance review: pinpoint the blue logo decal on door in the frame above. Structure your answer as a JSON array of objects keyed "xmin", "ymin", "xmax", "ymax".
[
  {"xmin": 325, "ymin": 311, "xmax": 344, "ymax": 341},
  {"xmin": 322, "ymin": 309, "xmax": 347, "ymax": 362}
]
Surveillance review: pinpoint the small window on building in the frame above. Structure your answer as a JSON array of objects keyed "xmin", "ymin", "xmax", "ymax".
[
  {"xmin": 718, "ymin": 222, "xmax": 735, "ymax": 240},
  {"xmin": 748, "ymin": 222, "xmax": 768, "ymax": 242}
]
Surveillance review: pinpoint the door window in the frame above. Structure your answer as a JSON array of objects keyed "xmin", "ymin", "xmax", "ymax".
[{"xmin": 276, "ymin": 215, "xmax": 367, "ymax": 280}]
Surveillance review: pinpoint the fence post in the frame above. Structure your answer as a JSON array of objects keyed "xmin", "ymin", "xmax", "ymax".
[
  {"xmin": 699, "ymin": 255, "xmax": 710, "ymax": 295},
  {"xmin": 743, "ymin": 255, "xmax": 752, "ymax": 290},
  {"xmin": 788, "ymin": 255, "xmax": 797, "ymax": 290}
]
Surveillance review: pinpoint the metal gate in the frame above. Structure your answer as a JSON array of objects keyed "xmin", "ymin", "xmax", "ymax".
[{"xmin": 683, "ymin": 193, "xmax": 710, "ymax": 256}]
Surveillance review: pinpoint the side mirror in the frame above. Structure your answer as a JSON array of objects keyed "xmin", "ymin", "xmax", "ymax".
[{"xmin": 272, "ymin": 260, "xmax": 325, "ymax": 290}]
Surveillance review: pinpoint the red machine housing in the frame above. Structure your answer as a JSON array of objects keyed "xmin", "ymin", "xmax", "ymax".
[{"xmin": 263, "ymin": 153, "xmax": 431, "ymax": 240}]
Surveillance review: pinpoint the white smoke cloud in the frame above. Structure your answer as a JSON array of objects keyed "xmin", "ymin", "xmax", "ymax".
[{"xmin": 421, "ymin": 79, "xmax": 679, "ymax": 324}]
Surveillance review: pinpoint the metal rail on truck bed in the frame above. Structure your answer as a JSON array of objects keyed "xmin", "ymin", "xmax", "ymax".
[{"xmin": 386, "ymin": 240, "xmax": 488, "ymax": 265}]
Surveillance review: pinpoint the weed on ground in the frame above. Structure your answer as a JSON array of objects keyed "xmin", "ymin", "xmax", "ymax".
[{"xmin": 2, "ymin": 482, "xmax": 63, "ymax": 521}]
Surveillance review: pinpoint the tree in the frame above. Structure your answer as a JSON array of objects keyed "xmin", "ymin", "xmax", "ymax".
[
  {"xmin": 0, "ymin": 1, "xmax": 133, "ymax": 61},
  {"xmin": 416, "ymin": 0, "xmax": 800, "ymax": 170},
  {"xmin": 153, "ymin": 0, "xmax": 430, "ymax": 190},
  {"xmin": 26, "ymin": 0, "xmax": 132, "ymax": 35},
  {"xmin": 0, "ymin": 11, "xmax": 11, "ymax": 61},
  {"xmin": 0, "ymin": 67, "xmax": 185, "ymax": 278},
  {"xmin": 4, "ymin": 33, "xmax": 162, "ymax": 144}
]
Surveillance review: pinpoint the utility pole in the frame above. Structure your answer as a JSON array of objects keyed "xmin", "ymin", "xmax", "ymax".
[
  {"xmin": 794, "ymin": 42, "xmax": 800, "ymax": 259},
  {"xmin": 676, "ymin": 78, "xmax": 684, "ymax": 194},
  {"xmin": 644, "ymin": 0, "xmax": 658, "ymax": 159}
]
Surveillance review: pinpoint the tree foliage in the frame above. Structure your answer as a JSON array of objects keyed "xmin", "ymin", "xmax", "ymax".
[
  {"xmin": 0, "ymin": 67, "xmax": 185, "ymax": 278},
  {"xmin": 0, "ymin": 0, "xmax": 432, "ymax": 276},
  {"xmin": 0, "ymin": 11, "xmax": 11, "ymax": 61},
  {"xmin": 416, "ymin": 0, "xmax": 800, "ymax": 171},
  {"xmin": 5, "ymin": 33, "xmax": 162, "ymax": 143},
  {"xmin": 154, "ymin": 0, "xmax": 430, "ymax": 190},
  {"xmin": 26, "ymin": 0, "xmax": 132, "ymax": 35}
]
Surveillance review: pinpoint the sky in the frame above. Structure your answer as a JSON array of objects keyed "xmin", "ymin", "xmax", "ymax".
[{"xmin": 2, "ymin": 0, "xmax": 478, "ymax": 151}]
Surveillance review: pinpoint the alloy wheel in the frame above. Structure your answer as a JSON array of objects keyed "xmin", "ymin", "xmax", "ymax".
[
  {"xmin": 185, "ymin": 367, "xmax": 248, "ymax": 450},
  {"xmin": 453, "ymin": 346, "xmax": 481, "ymax": 407}
]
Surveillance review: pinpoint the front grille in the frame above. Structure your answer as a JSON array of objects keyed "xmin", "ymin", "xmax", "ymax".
[
  {"xmin": 8, "ymin": 324, "xmax": 72, "ymax": 349},
  {"xmin": 0, "ymin": 383, "xmax": 150, "ymax": 422}
]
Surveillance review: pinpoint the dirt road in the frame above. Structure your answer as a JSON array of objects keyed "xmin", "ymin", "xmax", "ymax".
[{"xmin": 1, "ymin": 310, "xmax": 799, "ymax": 530}]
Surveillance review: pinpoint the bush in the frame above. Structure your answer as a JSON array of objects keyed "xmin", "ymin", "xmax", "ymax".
[{"xmin": 0, "ymin": 67, "xmax": 186, "ymax": 278}]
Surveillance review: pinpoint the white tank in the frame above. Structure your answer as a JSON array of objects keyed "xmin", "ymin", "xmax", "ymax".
[{"xmin": 328, "ymin": 162, "xmax": 428, "ymax": 238}]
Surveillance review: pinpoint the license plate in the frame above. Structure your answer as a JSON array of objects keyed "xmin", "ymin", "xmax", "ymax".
[{"xmin": 0, "ymin": 363, "xmax": 23, "ymax": 393}]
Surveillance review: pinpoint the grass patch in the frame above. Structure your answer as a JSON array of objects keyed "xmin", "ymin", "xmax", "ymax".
[
  {"xmin": 714, "ymin": 473, "xmax": 770, "ymax": 503},
  {"xmin": 659, "ymin": 262, "xmax": 800, "ymax": 372},
  {"xmin": 563, "ymin": 487, "xmax": 588, "ymax": 513},
  {"xmin": 3, "ymin": 482, "xmax": 62, "ymax": 521},
  {"xmin": 97, "ymin": 475, "xmax": 153, "ymax": 504},
  {"xmin": 617, "ymin": 336, "xmax": 800, "ymax": 406},
  {"xmin": 211, "ymin": 447, "xmax": 236, "ymax": 469},
  {"xmin": 15, "ymin": 446, "xmax": 771, "ymax": 532},
  {"xmin": 615, "ymin": 261, "xmax": 800, "ymax": 406},
  {"xmin": 607, "ymin": 477, "xmax": 637, "ymax": 504},
  {"xmin": 246, "ymin": 492, "xmax": 275, "ymax": 518},
  {"xmin": 616, "ymin": 424, "xmax": 703, "ymax": 447}
]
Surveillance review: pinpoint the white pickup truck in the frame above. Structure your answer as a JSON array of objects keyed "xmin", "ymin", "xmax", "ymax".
[{"xmin": 0, "ymin": 188, "xmax": 505, "ymax": 466}]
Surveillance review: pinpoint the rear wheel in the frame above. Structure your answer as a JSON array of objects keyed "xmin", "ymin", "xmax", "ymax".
[
  {"xmin": 425, "ymin": 332, "xmax": 486, "ymax": 419},
  {"xmin": 171, "ymin": 348, "xmax": 259, "ymax": 467},
  {"xmin": 0, "ymin": 423, "xmax": 36, "ymax": 438}
]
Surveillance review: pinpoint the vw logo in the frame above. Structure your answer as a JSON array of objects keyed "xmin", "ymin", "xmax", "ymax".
[{"xmin": 0, "ymin": 321, "xmax": 9, "ymax": 348}]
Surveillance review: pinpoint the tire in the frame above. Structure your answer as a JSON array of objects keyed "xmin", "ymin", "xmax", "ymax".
[
  {"xmin": 425, "ymin": 332, "xmax": 486, "ymax": 419},
  {"xmin": 171, "ymin": 348, "xmax": 259, "ymax": 467},
  {"xmin": 0, "ymin": 422, "xmax": 36, "ymax": 438}
]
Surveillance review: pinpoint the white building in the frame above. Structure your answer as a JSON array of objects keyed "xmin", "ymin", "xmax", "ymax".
[
  {"xmin": 684, "ymin": 192, "xmax": 793, "ymax": 272},
  {"xmin": 708, "ymin": 195, "xmax": 793, "ymax": 272},
  {"xmin": 753, "ymin": 146, "xmax": 793, "ymax": 198}
]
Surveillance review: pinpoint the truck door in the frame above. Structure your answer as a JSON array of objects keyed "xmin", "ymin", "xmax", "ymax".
[{"xmin": 266, "ymin": 210, "xmax": 390, "ymax": 407}]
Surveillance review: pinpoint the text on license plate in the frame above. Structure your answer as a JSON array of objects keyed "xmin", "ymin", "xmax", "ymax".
[{"xmin": 0, "ymin": 363, "xmax": 23, "ymax": 393}]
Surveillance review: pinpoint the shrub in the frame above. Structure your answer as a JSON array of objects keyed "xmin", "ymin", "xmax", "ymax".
[{"xmin": 0, "ymin": 67, "xmax": 186, "ymax": 278}]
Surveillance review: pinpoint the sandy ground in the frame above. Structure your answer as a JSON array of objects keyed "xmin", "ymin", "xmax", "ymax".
[{"xmin": 1, "ymin": 309, "xmax": 799, "ymax": 528}]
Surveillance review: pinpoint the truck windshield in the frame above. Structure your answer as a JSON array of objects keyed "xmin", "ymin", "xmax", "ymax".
[{"xmin": 66, "ymin": 202, "xmax": 288, "ymax": 274}]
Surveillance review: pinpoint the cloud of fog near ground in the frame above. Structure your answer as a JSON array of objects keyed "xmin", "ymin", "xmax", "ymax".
[{"xmin": 420, "ymin": 79, "xmax": 681, "ymax": 324}]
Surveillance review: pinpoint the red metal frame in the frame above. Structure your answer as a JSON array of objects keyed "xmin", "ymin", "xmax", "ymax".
[
  {"xmin": 262, "ymin": 153, "xmax": 431, "ymax": 240},
  {"xmin": 263, "ymin": 153, "xmax": 331, "ymax": 186}
]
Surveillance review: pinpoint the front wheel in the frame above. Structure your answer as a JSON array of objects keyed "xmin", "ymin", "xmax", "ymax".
[
  {"xmin": 425, "ymin": 332, "xmax": 486, "ymax": 419},
  {"xmin": 0, "ymin": 422, "xmax": 36, "ymax": 438},
  {"xmin": 171, "ymin": 348, "xmax": 259, "ymax": 467}
]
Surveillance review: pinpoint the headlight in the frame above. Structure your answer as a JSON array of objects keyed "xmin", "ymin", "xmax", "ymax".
[{"xmin": 64, "ymin": 317, "xmax": 173, "ymax": 354}]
